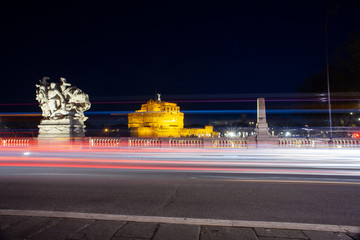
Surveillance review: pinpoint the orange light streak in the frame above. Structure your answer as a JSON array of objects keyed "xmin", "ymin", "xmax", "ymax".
[
  {"xmin": 0, "ymin": 157, "xmax": 350, "ymax": 175},
  {"xmin": 0, "ymin": 156, "xmax": 314, "ymax": 166}
]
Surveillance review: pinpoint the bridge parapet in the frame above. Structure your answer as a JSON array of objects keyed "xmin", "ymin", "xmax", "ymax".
[
  {"xmin": 278, "ymin": 138, "xmax": 360, "ymax": 148},
  {"xmin": 89, "ymin": 137, "xmax": 122, "ymax": 147},
  {"xmin": 128, "ymin": 138, "xmax": 161, "ymax": 148},
  {"xmin": 1, "ymin": 138, "xmax": 31, "ymax": 147},
  {"xmin": 211, "ymin": 139, "xmax": 247, "ymax": 148},
  {"xmin": 1, "ymin": 137, "xmax": 360, "ymax": 149},
  {"xmin": 332, "ymin": 138, "xmax": 360, "ymax": 148},
  {"xmin": 278, "ymin": 138, "xmax": 316, "ymax": 148},
  {"xmin": 169, "ymin": 138, "xmax": 204, "ymax": 148}
]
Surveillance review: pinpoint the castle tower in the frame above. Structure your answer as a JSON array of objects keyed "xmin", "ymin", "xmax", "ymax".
[
  {"xmin": 128, "ymin": 97, "xmax": 184, "ymax": 138},
  {"xmin": 128, "ymin": 96, "xmax": 217, "ymax": 138}
]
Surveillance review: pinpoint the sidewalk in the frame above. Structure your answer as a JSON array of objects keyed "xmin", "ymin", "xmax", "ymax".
[{"xmin": 0, "ymin": 212, "xmax": 359, "ymax": 240}]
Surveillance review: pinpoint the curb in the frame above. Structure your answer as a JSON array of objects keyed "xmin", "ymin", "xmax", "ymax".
[{"xmin": 1, "ymin": 209, "xmax": 359, "ymax": 234}]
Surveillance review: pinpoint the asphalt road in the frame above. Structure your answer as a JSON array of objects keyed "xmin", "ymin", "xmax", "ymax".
[{"xmin": 0, "ymin": 147, "xmax": 360, "ymax": 226}]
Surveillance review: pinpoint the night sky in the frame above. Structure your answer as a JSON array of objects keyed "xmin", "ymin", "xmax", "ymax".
[{"xmin": 1, "ymin": 0, "xmax": 359, "ymax": 114}]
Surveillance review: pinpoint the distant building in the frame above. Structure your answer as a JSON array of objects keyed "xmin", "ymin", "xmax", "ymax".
[{"xmin": 128, "ymin": 95, "xmax": 218, "ymax": 138}]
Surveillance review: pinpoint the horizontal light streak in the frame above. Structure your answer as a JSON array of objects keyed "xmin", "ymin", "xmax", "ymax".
[
  {"xmin": 2, "ymin": 155, "xmax": 358, "ymax": 167},
  {"xmin": 182, "ymin": 109, "xmax": 360, "ymax": 114},
  {"xmin": 1, "ymin": 155, "xmax": 359, "ymax": 176},
  {"xmin": 0, "ymin": 103, "xmax": 37, "ymax": 106},
  {"xmin": 1, "ymin": 97, "xmax": 359, "ymax": 106},
  {"xmin": 0, "ymin": 113, "xmax": 42, "ymax": 116},
  {"xmin": 1, "ymin": 108, "xmax": 359, "ymax": 116},
  {"xmin": 1, "ymin": 162, "xmax": 357, "ymax": 175}
]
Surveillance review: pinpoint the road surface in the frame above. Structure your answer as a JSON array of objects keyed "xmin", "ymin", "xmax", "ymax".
[{"xmin": 0, "ymin": 147, "xmax": 359, "ymax": 226}]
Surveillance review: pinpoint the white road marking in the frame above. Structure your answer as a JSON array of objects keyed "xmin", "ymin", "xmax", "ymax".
[
  {"xmin": 0, "ymin": 209, "xmax": 359, "ymax": 233},
  {"xmin": 224, "ymin": 179, "xmax": 360, "ymax": 185}
]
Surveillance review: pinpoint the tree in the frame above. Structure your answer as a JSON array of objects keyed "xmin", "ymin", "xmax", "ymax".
[
  {"xmin": 299, "ymin": 34, "xmax": 360, "ymax": 128},
  {"xmin": 300, "ymin": 34, "xmax": 360, "ymax": 93}
]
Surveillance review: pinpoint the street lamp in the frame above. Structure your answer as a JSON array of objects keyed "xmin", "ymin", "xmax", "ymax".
[{"xmin": 324, "ymin": 3, "xmax": 337, "ymax": 140}]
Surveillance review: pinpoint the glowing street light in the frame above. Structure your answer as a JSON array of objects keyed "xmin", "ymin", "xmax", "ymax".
[{"xmin": 226, "ymin": 131, "xmax": 236, "ymax": 138}]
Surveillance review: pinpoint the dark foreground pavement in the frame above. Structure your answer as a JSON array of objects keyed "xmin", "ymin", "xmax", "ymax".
[{"xmin": 0, "ymin": 214, "xmax": 359, "ymax": 240}]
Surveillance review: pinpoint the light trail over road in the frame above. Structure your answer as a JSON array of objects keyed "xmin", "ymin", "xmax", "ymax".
[
  {"xmin": 1, "ymin": 146, "xmax": 360, "ymax": 226},
  {"xmin": 1, "ymin": 146, "xmax": 360, "ymax": 181}
]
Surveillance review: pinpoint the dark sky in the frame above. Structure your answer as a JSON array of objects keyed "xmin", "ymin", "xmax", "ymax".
[{"xmin": 1, "ymin": 0, "xmax": 359, "ymax": 110}]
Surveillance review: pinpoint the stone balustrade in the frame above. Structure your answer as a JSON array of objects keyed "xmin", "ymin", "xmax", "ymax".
[
  {"xmin": 169, "ymin": 138, "xmax": 204, "ymax": 148},
  {"xmin": 129, "ymin": 138, "xmax": 161, "ymax": 147},
  {"xmin": 212, "ymin": 139, "xmax": 247, "ymax": 148},
  {"xmin": 278, "ymin": 139, "xmax": 316, "ymax": 148},
  {"xmin": 278, "ymin": 138, "xmax": 360, "ymax": 148},
  {"xmin": 332, "ymin": 138, "xmax": 360, "ymax": 148},
  {"xmin": 1, "ymin": 137, "xmax": 360, "ymax": 149},
  {"xmin": 1, "ymin": 138, "xmax": 30, "ymax": 147},
  {"xmin": 90, "ymin": 138, "xmax": 122, "ymax": 147}
]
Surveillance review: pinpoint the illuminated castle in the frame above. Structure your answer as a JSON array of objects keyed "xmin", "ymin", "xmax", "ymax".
[{"xmin": 128, "ymin": 94, "xmax": 218, "ymax": 138}]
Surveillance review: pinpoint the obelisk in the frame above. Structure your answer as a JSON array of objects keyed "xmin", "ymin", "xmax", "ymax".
[
  {"xmin": 255, "ymin": 98, "xmax": 271, "ymax": 136},
  {"xmin": 248, "ymin": 98, "xmax": 276, "ymax": 147}
]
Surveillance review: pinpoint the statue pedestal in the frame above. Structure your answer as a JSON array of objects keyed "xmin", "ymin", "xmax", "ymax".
[
  {"xmin": 248, "ymin": 130, "xmax": 278, "ymax": 148},
  {"xmin": 38, "ymin": 118, "xmax": 86, "ymax": 139},
  {"xmin": 248, "ymin": 134, "xmax": 278, "ymax": 148}
]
